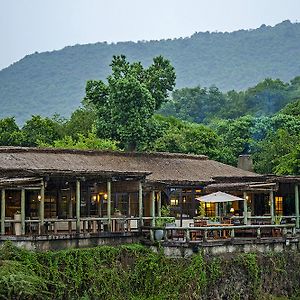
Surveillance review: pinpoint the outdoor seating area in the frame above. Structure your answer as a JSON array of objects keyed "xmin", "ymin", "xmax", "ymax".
[{"xmin": 0, "ymin": 147, "xmax": 299, "ymax": 250}]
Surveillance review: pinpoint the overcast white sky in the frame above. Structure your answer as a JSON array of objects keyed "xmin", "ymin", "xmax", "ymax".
[{"xmin": 0, "ymin": 0, "xmax": 300, "ymax": 70}]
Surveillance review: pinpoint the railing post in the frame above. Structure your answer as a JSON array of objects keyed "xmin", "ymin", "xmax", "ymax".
[
  {"xmin": 1, "ymin": 189, "xmax": 5, "ymax": 235},
  {"xmin": 21, "ymin": 188, "xmax": 25, "ymax": 235},
  {"xmin": 107, "ymin": 180, "xmax": 112, "ymax": 231},
  {"xmin": 204, "ymin": 229, "xmax": 208, "ymax": 242},
  {"xmin": 150, "ymin": 228, "xmax": 154, "ymax": 242},
  {"xmin": 257, "ymin": 227, "xmax": 261, "ymax": 239},
  {"xmin": 138, "ymin": 181, "xmax": 143, "ymax": 228},
  {"xmin": 76, "ymin": 179, "xmax": 81, "ymax": 233},
  {"xmin": 185, "ymin": 228, "xmax": 190, "ymax": 243},
  {"xmin": 295, "ymin": 184, "xmax": 299, "ymax": 229},
  {"xmin": 243, "ymin": 192, "xmax": 248, "ymax": 225},
  {"xmin": 270, "ymin": 190, "xmax": 275, "ymax": 224},
  {"xmin": 231, "ymin": 228, "xmax": 235, "ymax": 238},
  {"xmin": 40, "ymin": 180, "xmax": 45, "ymax": 233}
]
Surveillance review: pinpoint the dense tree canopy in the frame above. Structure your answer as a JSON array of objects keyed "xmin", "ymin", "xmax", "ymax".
[{"xmin": 84, "ymin": 55, "xmax": 176, "ymax": 150}]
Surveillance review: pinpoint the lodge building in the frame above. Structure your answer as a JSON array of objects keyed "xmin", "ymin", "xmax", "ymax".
[{"xmin": 0, "ymin": 147, "xmax": 299, "ymax": 243}]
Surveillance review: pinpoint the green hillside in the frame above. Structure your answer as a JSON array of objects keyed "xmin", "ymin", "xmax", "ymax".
[{"xmin": 1, "ymin": 20, "xmax": 300, "ymax": 123}]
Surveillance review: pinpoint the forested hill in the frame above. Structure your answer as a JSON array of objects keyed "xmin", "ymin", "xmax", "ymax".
[{"xmin": 1, "ymin": 20, "xmax": 300, "ymax": 123}]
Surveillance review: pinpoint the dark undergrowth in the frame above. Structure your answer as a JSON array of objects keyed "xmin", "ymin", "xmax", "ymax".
[{"xmin": 0, "ymin": 241, "xmax": 300, "ymax": 299}]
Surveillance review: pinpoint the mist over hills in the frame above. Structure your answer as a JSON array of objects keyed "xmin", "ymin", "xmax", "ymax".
[{"xmin": 0, "ymin": 20, "xmax": 300, "ymax": 123}]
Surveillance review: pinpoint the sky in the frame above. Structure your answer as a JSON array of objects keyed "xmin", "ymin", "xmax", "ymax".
[{"xmin": 0, "ymin": 0, "xmax": 300, "ymax": 70}]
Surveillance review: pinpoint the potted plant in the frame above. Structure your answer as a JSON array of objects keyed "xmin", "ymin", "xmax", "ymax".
[{"xmin": 154, "ymin": 206, "xmax": 175, "ymax": 241}]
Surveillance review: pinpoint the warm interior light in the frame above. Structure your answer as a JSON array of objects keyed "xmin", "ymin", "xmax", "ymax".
[
  {"xmin": 245, "ymin": 196, "xmax": 249, "ymax": 200},
  {"xmin": 230, "ymin": 207, "xmax": 235, "ymax": 213},
  {"xmin": 92, "ymin": 195, "xmax": 97, "ymax": 201},
  {"xmin": 170, "ymin": 198, "xmax": 178, "ymax": 206},
  {"xmin": 206, "ymin": 202, "xmax": 211, "ymax": 208},
  {"xmin": 103, "ymin": 193, "xmax": 108, "ymax": 200},
  {"xmin": 37, "ymin": 195, "xmax": 42, "ymax": 201}
]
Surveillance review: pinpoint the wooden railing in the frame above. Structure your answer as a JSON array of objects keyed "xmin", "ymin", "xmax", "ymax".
[
  {"xmin": 148, "ymin": 224, "xmax": 297, "ymax": 243},
  {"xmin": 0, "ymin": 216, "xmax": 160, "ymax": 236}
]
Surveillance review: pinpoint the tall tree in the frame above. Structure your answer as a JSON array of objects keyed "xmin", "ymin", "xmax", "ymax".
[{"xmin": 84, "ymin": 55, "xmax": 176, "ymax": 151}]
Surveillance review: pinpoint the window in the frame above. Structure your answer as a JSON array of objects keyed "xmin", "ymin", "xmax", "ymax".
[{"xmin": 275, "ymin": 196, "xmax": 283, "ymax": 215}]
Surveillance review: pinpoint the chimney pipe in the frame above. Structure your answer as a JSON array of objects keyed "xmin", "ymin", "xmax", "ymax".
[{"xmin": 237, "ymin": 155, "xmax": 253, "ymax": 172}]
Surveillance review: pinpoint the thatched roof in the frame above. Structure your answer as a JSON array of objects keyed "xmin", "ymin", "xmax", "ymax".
[{"xmin": 0, "ymin": 147, "xmax": 262, "ymax": 185}]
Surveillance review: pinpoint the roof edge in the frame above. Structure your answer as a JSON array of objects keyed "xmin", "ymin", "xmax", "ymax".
[{"xmin": 0, "ymin": 146, "xmax": 208, "ymax": 160}]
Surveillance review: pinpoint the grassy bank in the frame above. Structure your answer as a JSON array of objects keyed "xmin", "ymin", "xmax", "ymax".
[{"xmin": 0, "ymin": 242, "xmax": 300, "ymax": 299}]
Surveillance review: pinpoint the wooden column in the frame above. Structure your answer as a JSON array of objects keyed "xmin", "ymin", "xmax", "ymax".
[
  {"xmin": 76, "ymin": 180, "xmax": 81, "ymax": 233},
  {"xmin": 151, "ymin": 190, "xmax": 155, "ymax": 227},
  {"xmin": 243, "ymin": 192, "xmax": 248, "ymax": 225},
  {"xmin": 157, "ymin": 191, "xmax": 162, "ymax": 217},
  {"xmin": 21, "ymin": 188, "xmax": 25, "ymax": 235},
  {"xmin": 295, "ymin": 184, "xmax": 299, "ymax": 228},
  {"xmin": 107, "ymin": 180, "xmax": 111, "ymax": 231},
  {"xmin": 1, "ymin": 189, "xmax": 5, "ymax": 235},
  {"xmin": 40, "ymin": 180, "xmax": 45, "ymax": 230},
  {"xmin": 270, "ymin": 190, "xmax": 275, "ymax": 224},
  {"xmin": 138, "ymin": 181, "xmax": 143, "ymax": 227}
]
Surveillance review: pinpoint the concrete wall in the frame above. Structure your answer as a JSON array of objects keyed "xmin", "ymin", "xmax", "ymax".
[
  {"xmin": 151, "ymin": 238, "xmax": 300, "ymax": 258},
  {"xmin": 0, "ymin": 233, "xmax": 140, "ymax": 251}
]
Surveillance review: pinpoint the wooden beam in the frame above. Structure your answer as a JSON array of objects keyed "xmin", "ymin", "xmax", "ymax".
[
  {"xmin": 40, "ymin": 180, "xmax": 45, "ymax": 231},
  {"xmin": 76, "ymin": 180, "xmax": 81, "ymax": 233},
  {"xmin": 157, "ymin": 191, "xmax": 162, "ymax": 217},
  {"xmin": 21, "ymin": 188, "xmax": 25, "ymax": 235},
  {"xmin": 1, "ymin": 189, "xmax": 5, "ymax": 235},
  {"xmin": 138, "ymin": 181, "xmax": 143, "ymax": 227},
  {"xmin": 270, "ymin": 190, "xmax": 274, "ymax": 224},
  {"xmin": 295, "ymin": 184, "xmax": 299, "ymax": 228},
  {"xmin": 151, "ymin": 190, "xmax": 155, "ymax": 227},
  {"xmin": 107, "ymin": 180, "xmax": 111, "ymax": 231},
  {"xmin": 243, "ymin": 192, "xmax": 248, "ymax": 225}
]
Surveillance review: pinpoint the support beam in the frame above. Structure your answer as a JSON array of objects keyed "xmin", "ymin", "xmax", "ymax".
[
  {"xmin": 107, "ymin": 180, "xmax": 111, "ymax": 231},
  {"xmin": 151, "ymin": 190, "xmax": 155, "ymax": 227},
  {"xmin": 138, "ymin": 181, "xmax": 143, "ymax": 227},
  {"xmin": 40, "ymin": 180, "xmax": 45, "ymax": 231},
  {"xmin": 243, "ymin": 192, "xmax": 248, "ymax": 225},
  {"xmin": 76, "ymin": 180, "xmax": 81, "ymax": 233},
  {"xmin": 295, "ymin": 184, "xmax": 299, "ymax": 229},
  {"xmin": 157, "ymin": 191, "xmax": 162, "ymax": 217},
  {"xmin": 270, "ymin": 190, "xmax": 275, "ymax": 224},
  {"xmin": 21, "ymin": 188, "xmax": 25, "ymax": 235},
  {"xmin": 1, "ymin": 189, "xmax": 5, "ymax": 235}
]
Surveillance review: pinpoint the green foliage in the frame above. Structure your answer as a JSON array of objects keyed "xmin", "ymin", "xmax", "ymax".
[
  {"xmin": 150, "ymin": 115, "xmax": 221, "ymax": 159},
  {"xmin": 0, "ymin": 117, "xmax": 23, "ymax": 146},
  {"xmin": 21, "ymin": 115, "xmax": 64, "ymax": 147},
  {"xmin": 1, "ymin": 21, "xmax": 300, "ymax": 123},
  {"xmin": 45, "ymin": 132, "xmax": 119, "ymax": 151},
  {"xmin": 1, "ymin": 242, "xmax": 300, "ymax": 299},
  {"xmin": 161, "ymin": 76, "xmax": 300, "ymax": 124},
  {"xmin": 85, "ymin": 55, "xmax": 175, "ymax": 151},
  {"xmin": 63, "ymin": 105, "xmax": 96, "ymax": 138}
]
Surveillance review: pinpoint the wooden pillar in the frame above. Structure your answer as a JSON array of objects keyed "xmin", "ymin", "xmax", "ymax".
[
  {"xmin": 76, "ymin": 180, "xmax": 81, "ymax": 233},
  {"xmin": 270, "ymin": 190, "xmax": 275, "ymax": 224},
  {"xmin": 40, "ymin": 180, "xmax": 45, "ymax": 232},
  {"xmin": 151, "ymin": 190, "xmax": 155, "ymax": 227},
  {"xmin": 21, "ymin": 188, "xmax": 25, "ymax": 235},
  {"xmin": 157, "ymin": 191, "xmax": 162, "ymax": 217},
  {"xmin": 138, "ymin": 181, "xmax": 143, "ymax": 227},
  {"xmin": 107, "ymin": 180, "xmax": 111, "ymax": 231},
  {"xmin": 243, "ymin": 192, "xmax": 248, "ymax": 225},
  {"xmin": 98, "ymin": 195, "xmax": 102, "ymax": 217},
  {"xmin": 1, "ymin": 189, "xmax": 5, "ymax": 235},
  {"xmin": 295, "ymin": 184, "xmax": 299, "ymax": 228}
]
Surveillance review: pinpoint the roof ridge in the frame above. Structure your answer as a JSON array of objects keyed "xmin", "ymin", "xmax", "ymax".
[{"xmin": 0, "ymin": 146, "xmax": 208, "ymax": 160}]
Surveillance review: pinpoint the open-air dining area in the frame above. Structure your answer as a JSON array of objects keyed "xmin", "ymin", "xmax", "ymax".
[{"xmin": 0, "ymin": 147, "xmax": 299, "ymax": 250}]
